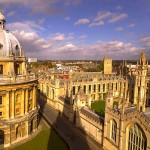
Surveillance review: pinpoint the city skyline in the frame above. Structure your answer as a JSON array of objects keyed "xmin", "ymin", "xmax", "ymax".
[{"xmin": 1, "ymin": 0, "xmax": 150, "ymax": 60}]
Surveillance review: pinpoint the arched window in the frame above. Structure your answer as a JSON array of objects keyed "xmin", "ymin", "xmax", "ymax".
[
  {"xmin": 111, "ymin": 119, "xmax": 117, "ymax": 142},
  {"xmin": 46, "ymin": 86, "xmax": 49, "ymax": 97},
  {"xmin": 0, "ymin": 43, "xmax": 3, "ymax": 49},
  {"xmin": 128, "ymin": 124, "xmax": 146, "ymax": 150},
  {"xmin": 0, "ymin": 65, "xmax": 3, "ymax": 74},
  {"xmin": 52, "ymin": 89, "xmax": 54, "ymax": 99},
  {"xmin": 0, "ymin": 130, "xmax": 4, "ymax": 144}
]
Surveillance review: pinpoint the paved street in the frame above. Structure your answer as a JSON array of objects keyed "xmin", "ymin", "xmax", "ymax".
[{"xmin": 39, "ymin": 100, "xmax": 103, "ymax": 150}]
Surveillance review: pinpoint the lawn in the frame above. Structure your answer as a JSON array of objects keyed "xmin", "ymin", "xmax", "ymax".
[
  {"xmin": 12, "ymin": 128, "xmax": 68, "ymax": 150},
  {"xmin": 91, "ymin": 101, "xmax": 118, "ymax": 117}
]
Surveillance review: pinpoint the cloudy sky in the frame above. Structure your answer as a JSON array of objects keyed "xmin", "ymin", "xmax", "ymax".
[{"xmin": 1, "ymin": 0, "xmax": 150, "ymax": 60}]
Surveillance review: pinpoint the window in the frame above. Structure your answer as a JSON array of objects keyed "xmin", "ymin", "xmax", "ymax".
[
  {"xmin": 0, "ymin": 96, "xmax": 2, "ymax": 105},
  {"xmin": 15, "ymin": 108, "xmax": 20, "ymax": 114},
  {"xmin": 94, "ymin": 85, "xmax": 96, "ymax": 92},
  {"xmin": 0, "ymin": 65, "xmax": 3, "ymax": 74},
  {"xmin": 128, "ymin": 124, "xmax": 146, "ymax": 150},
  {"xmin": 98, "ymin": 84, "xmax": 100, "ymax": 92},
  {"xmin": 46, "ymin": 86, "xmax": 49, "ymax": 97},
  {"xmin": 111, "ymin": 120, "xmax": 117, "ymax": 142},
  {"xmin": 103, "ymin": 84, "xmax": 105, "ymax": 92},
  {"xmin": 0, "ymin": 112, "xmax": 2, "ymax": 117},
  {"xmin": 16, "ymin": 94, "xmax": 20, "ymax": 103},
  {"xmin": 89, "ymin": 85, "xmax": 91, "ymax": 92},
  {"xmin": 83, "ymin": 85, "xmax": 86, "ymax": 93},
  {"xmin": 0, "ymin": 43, "xmax": 3, "ymax": 49},
  {"xmin": 73, "ymin": 86, "xmax": 75, "ymax": 95}
]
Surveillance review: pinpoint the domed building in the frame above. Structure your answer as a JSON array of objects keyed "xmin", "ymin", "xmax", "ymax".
[{"xmin": 0, "ymin": 11, "xmax": 38, "ymax": 147}]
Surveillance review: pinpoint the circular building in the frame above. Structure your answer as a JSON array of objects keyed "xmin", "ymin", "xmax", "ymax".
[{"xmin": 0, "ymin": 11, "xmax": 38, "ymax": 147}]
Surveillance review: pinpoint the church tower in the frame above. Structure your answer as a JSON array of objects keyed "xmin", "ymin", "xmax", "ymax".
[
  {"xmin": 103, "ymin": 55, "xmax": 112, "ymax": 74},
  {"xmin": 134, "ymin": 51, "xmax": 148, "ymax": 112}
]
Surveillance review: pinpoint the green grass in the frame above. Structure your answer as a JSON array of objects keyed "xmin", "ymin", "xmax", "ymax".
[
  {"xmin": 91, "ymin": 101, "xmax": 118, "ymax": 117},
  {"xmin": 12, "ymin": 128, "xmax": 68, "ymax": 150}
]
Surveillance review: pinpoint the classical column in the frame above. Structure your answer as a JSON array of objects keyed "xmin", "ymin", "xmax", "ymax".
[
  {"xmin": 25, "ymin": 89, "xmax": 28, "ymax": 114},
  {"xmin": 21, "ymin": 89, "xmax": 25, "ymax": 115},
  {"xmin": 11, "ymin": 90, "xmax": 15, "ymax": 118},
  {"xmin": 32, "ymin": 86, "xmax": 36, "ymax": 110},
  {"xmin": 6, "ymin": 91, "xmax": 10, "ymax": 119}
]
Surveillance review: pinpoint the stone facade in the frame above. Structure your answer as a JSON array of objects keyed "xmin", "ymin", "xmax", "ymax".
[
  {"xmin": 104, "ymin": 55, "xmax": 112, "ymax": 75},
  {"xmin": 0, "ymin": 11, "xmax": 38, "ymax": 148},
  {"xmin": 39, "ymin": 51, "xmax": 150, "ymax": 150}
]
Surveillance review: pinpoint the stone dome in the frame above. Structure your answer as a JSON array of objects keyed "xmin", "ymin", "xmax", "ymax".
[
  {"xmin": 0, "ymin": 30, "xmax": 23, "ymax": 57},
  {"xmin": 0, "ymin": 11, "xmax": 24, "ymax": 57}
]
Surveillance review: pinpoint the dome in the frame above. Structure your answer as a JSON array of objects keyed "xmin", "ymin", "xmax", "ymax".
[
  {"xmin": 0, "ymin": 30, "xmax": 24, "ymax": 57},
  {"xmin": 0, "ymin": 11, "xmax": 24, "ymax": 57}
]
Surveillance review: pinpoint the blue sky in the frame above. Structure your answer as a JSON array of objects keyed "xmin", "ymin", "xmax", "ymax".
[{"xmin": 0, "ymin": 0, "xmax": 150, "ymax": 60}]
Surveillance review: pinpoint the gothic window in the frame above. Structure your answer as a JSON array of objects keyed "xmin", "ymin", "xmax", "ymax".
[
  {"xmin": 52, "ymin": 89, "xmax": 54, "ymax": 99},
  {"xmin": 0, "ymin": 43, "xmax": 3, "ymax": 49},
  {"xmin": 0, "ymin": 130, "xmax": 4, "ymax": 144},
  {"xmin": 128, "ymin": 124, "xmax": 146, "ymax": 150},
  {"xmin": 78, "ymin": 86, "xmax": 80, "ymax": 91},
  {"xmin": 103, "ymin": 84, "xmax": 105, "ymax": 92},
  {"xmin": 111, "ymin": 119, "xmax": 117, "ymax": 142},
  {"xmin": 83, "ymin": 85, "xmax": 86, "ymax": 93},
  {"xmin": 94, "ymin": 85, "xmax": 96, "ymax": 92},
  {"xmin": 0, "ymin": 65, "xmax": 3, "ymax": 74},
  {"xmin": 0, "ymin": 96, "xmax": 2, "ymax": 105},
  {"xmin": 73, "ymin": 86, "xmax": 75, "ymax": 95},
  {"xmin": 89, "ymin": 85, "xmax": 91, "ymax": 92},
  {"xmin": 46, "ymin": 86, "xmax": 49, "ymax": 97}
]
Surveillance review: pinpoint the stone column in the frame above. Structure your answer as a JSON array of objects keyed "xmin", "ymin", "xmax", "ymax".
[
  {"xmin": 25, "ymin": 89, "xmax": 28, "ymax": 114},
  {"xmin": 86, "ymin": 84, "xmax": 88, "ymax": 95},
  {"xmin": 32, "ymin": 86, "xmax": 37, "ymax": 110},
  {"xmin": 95, "ymin": 84, "xmax": 98, "ymax": 100},
  {"xmin": 6, "ymin": 91, "xmax": 10, "ymax": 119},
  {"xmin": 11, "ymin": 90, "xmax": 15, "ymax": 118},
  {"xmin": 21, "ymin": 89, "xmax": 25, "ymax": 115}
]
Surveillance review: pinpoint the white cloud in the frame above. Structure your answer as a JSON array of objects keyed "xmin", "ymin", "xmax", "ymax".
[
  {"xmin": 7, "ymin": 11, "xmax": 16, "ymax": 17},
  {"xmin": 108, "ymin": 13, "xmax": 128, "ymax": 23},
  {"xmin": 94, "ymin": 11, "xmax": 112, "ymax": 21},
  {"xmin": 88, "ymin": 21, "xmax": 104, "ymax": 27},
  {"xmin": 128, "ymin": 23, "xmax": 135, "ymax": 28},
  {"xmin": 52, "ymin": 33, "xmax": 65, "ymax": 41},
  {"xmin": 7, "ymin": 21, "xmax": 45, "ymax": 32},
  {"xmin": 116, "ymin": 5, "xmax": 122, "ymax": 10},
  {"xmin": 79, "ymin": 35, "xmax": 87, "ymax": 39},
  {"xmin": 74, "ymin": 18, "xmax": 90, "ymax": 25},
  {"xmin": 0, "ymin": 0, "xmax": 64, "ymax": 15},
  {"xmin": 64, "ymin": 16, "xmax": 70, "ymax": 21},
  {"xmin": 37, "ymin": 18, "xmax": 45, "ymax": 25},
  {"xmin": 140, "ymin": 36, "xmax": 150, "ymax": 58},
  {"xmin": 51, "ymin": 33, "xmax": 74, "ymax": 41},
  {"xmin": 140, "ymin": 36, "xmax": 150, "ymax": 47},
  {"xmin": 115, "ymin": 27, "xmax": 124, "ymax": 31}
]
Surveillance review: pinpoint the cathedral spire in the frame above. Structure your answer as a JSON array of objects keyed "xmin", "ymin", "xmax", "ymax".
[{"xmin": 139, "ymin": 50, "xmax": 147, "ymax": 66}]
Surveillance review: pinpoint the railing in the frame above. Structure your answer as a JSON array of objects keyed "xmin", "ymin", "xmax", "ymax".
[{"xmin": 0, "ymin": 74, "xmax": 37, "ymax": 84}]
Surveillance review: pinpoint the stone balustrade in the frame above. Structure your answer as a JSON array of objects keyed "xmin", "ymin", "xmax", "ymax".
[{"xmin": 0, "ymin": 74, "xmax": 36, "ymax": 84}]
